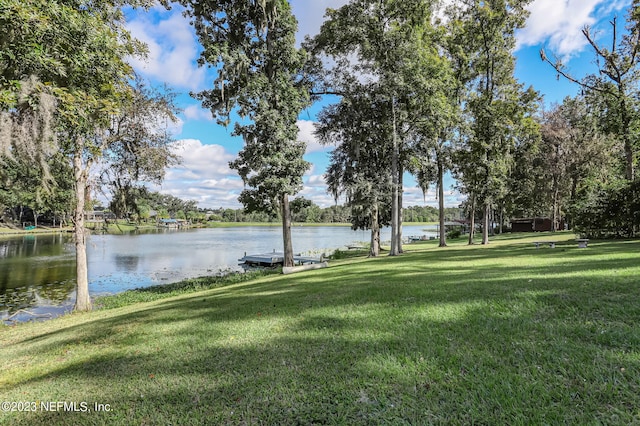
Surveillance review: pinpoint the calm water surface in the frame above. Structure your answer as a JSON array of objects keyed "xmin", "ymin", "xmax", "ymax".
[{"xmin": 0, "ymin": 225, "xmax": 436, "ymax": 320}]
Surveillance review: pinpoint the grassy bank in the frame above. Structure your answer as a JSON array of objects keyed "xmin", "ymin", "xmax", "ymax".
[
  {"xmin": 0, "ymin": 226, "xmax": 73, "ymax": 235},
  {"xmin": 1, "ymin": 233, "xmax": 639, "ymax": 424}
]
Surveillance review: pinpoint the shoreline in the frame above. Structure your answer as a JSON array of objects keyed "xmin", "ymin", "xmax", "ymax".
[
  {"xmin": 2, "ymin": 268, "xmax": 280, "ymax": 325},
  {"xmin": 0, "ymin": 223, "xmax": 437, "ymax": 324},
  {"xmin": 0, "ymin": 226, "xmax": 74, "ymax": 236}
]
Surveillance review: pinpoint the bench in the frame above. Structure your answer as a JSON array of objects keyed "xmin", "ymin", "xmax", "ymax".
[
  {"xmin": 534, "ymin": 241, "xmax": 556, "ymax": 249},
  {"xmin": 576, "ymin": 239, "xmax": 589, "ymax": 248}
]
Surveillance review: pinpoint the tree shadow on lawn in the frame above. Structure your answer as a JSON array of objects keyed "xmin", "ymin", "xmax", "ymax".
[{"xmin": 6, "ymin": 283, "xmax": 640, "ymax": 425}]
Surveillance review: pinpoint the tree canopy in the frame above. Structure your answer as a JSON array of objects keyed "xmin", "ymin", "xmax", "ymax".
[
  {"xmin": 180, "ymin": 0, "xmax": 312, "ymax": 267},
  {"xmin": 1, "ymin": 0, "xmax": 176, "ymax": 311}
]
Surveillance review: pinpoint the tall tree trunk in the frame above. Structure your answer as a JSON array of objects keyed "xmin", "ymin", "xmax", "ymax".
[
  {"xmin": 620, "ymin": 88, "xmax": 634, "ymax": 181},
  {"xmin": 73, "ymin": 143, "xmax": 91, "ymax": 312},
  {"xmin": 281, "ymin": 193, "xmax": 294, "ymax": 267},
  {"xmin": 369, "ymin": 202, "xmax": 380, "ymax": 257},
  {"xmin": 397, "ymin": 168, "xmax": 404, "ymax": 253},
  {"xmin": 552, "ymin": 185, "xmax": 559, "ymax": 232},
  {"xmin": 389, "ymin": 98, "xmax": 400, "ymax": 256},
  {"xmin": 438, "ymin": 158, "xmax": 447, "ymax": 247},
  {"xmin": 489, "ymin": 206, "xmax": 495, "ymax": 236},
  {"xmin": 468, "ymin": 193, "xmax": 476, "ymax": 245},
  {"xmin": 482, "ymin": 202, "xmax": 490, "ymax": 245}
]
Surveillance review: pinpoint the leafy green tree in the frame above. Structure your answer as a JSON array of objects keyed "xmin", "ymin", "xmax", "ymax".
[
  {"xmin": 137, "ymin": 202, "xmax": 151, "ymax": 223},
  {"xmin": 311, "ymin": 0, "xmax": 449, "ymax": 255},
  {"xmin": 537, "ymin": 5, "xmax": 640, "ymax": 237},
  {"xmin": 180, "ymin": 0, "xmax": 310, "ymax": 267},
  {"xmin": 100, "ymin": 78, "xmax": 179, "ymax": 220},
  {"xmin": 157, "ymin": 208, "xmax": 170, "ymax": 220},
  {"xmin": 319, "ymin": 205, "xmax": 350, "ymax": 223},
  {"xmin": 539, "ymin": 98, "xmax": 613, "ymax": 230},
  {"xmin": 0, "ymin": 155, "xmax": 49, "ymax": 226},
  {"xmin": 507, "ymin": 96, "xmax": 617, "ymax": 232},
  {"xmin": 1, "ymin": 0, "xmax": 162, "ymax": 311},
  {"xmin": 317, "ymin": 89, "xmax": 393, "ymax": 257},
  {"xmin": 290, "ymin": 197, "xmax": 322, "ymax": 223},
  {"xmin": 540, "ymin": 4, "xmax": 640, "ymax": 181},
  {"xmin": 132, "ymin": 191, "xmax": 199, "ymax": 221},
  {"xmin": 290, "ymin": 196, "xmax": 313, "ymax": 222},
  {"xmin": 452, "ymin": 0, "xmax": 537, "ymax": 245}
]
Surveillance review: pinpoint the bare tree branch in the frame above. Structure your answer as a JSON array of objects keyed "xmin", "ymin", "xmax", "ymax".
[{"xmin": 539, "ymin": 49, "xmax": 613, "ymax": 95}]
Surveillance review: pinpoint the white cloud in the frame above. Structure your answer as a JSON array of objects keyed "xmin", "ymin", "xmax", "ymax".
[
  {"xmin": 150, "ymin": 139, "xmax": 243, "ymax": 208},
  {"xmin": 126, "ymin": 9, "xmax": 206, "ymax": 91},
  {"xmin": 517, "ymin": 0, "xmax": 629, "ymax": 57},
  {"xmin": 171, "ymin": 139, "xmax": 235, "ymax": 177},
  {"xmin": 183, "ymin": 105, "xmax": 213, "ymax": 122},
  {"xmin": 298, "ymin": 120, "xmax": 333, "ymax": 154},
  {"xmin": 291, "ymin": 0, "xmax": 350, "ymax": 43},
  {"xmin": 301, "ymin": 191, "xmax": 340, "ymax": 208},
  {"xmin": 307, "ymin": 175, "xmax": 327, "ymax": 186},
  {"xmin": 167, "ymin": 116, "xmax": 184, "ymax": 138},
  {"xmin": 304, "ymin": 163, "xmax": 316, "ymax": 176},
  {"xmin": 402, "ymin": 182, "xmax": 463, "ymax": 208},
  {"xmin": 599, "ymin": 0, "xmax": 632, "ymax": 15}
]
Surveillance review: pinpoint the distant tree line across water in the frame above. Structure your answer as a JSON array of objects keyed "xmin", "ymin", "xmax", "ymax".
[
  {"xmin": 210, "ymin": 197, "xmax": 463, "ymax": 225},
  {"xmin": 0, "ymin": 186, "xmax": 462, "ymax": 227}
]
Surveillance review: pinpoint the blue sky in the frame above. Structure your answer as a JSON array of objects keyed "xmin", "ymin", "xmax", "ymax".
[{"xmin": 124, "ymin": 0, "xmax": 632, "ymax": 210}]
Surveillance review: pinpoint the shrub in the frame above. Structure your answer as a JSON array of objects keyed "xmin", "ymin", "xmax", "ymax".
[
  {"xmin": 572, "ymin": 179, "xmax": 640, "ymax": 238},
  {"xmin": 446, "ymin": 228, "xmax": 462, "ymax": 239}
]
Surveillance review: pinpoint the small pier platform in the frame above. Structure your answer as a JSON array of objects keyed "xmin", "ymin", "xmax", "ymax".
[{"xmin": 239, "ymin": 251, "xmax": 325, "ymax": 267}]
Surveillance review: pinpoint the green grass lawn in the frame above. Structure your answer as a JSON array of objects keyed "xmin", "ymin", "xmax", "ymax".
[{"xmin": 1, "ymin": 232, "xmax": 639, "ymax": 424}]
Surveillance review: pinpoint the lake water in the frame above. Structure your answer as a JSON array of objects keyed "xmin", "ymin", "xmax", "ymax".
[{"xmin": 0, "ymin": 225, "xmax": 436, "ymax": 321}]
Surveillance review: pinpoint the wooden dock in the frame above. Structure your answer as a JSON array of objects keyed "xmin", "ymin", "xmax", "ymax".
[{"xmin": 239, "ymin": 251, "xmax": 325, "ymax": 267}]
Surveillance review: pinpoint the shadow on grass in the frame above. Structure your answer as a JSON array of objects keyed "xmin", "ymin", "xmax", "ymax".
[
  {"xmin": 3, "ymin": 239, "xmax": 640, "ymax": 424},
  {"xmin": 6, "ymin": 290, "xmax": 640, "ymax": 424}
]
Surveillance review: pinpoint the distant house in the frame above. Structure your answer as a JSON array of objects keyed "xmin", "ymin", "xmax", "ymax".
[
  {"xmin": 510, "ymin": 217, "xmax": 563, "ymax": 232},
  {"xmin": 85, "ymin": 210, "xmax": 116, "ymax": 221},
  {"xmin": 159, "ymin": 218, "xmax": 179, "ymax": 228},
  {"xmin": 159, "ymin": 218, "xmax": 189, "ymax": 229}
]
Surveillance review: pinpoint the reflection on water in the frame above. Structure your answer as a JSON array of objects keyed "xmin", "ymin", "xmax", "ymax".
[
  {"xmin": 1, "ymin": 225, "xmax": 437, "ymax": 320},
  {"xmin": 0, "ymin": 233, "xmax": 76, "ymax": 318},
  {"xmin": 114, "ymin": 254, "xmax": 141, "ymax": 271},
  {"xmin": 1, "ymin": 281, "xmax": 75, "ymax": 315}
]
